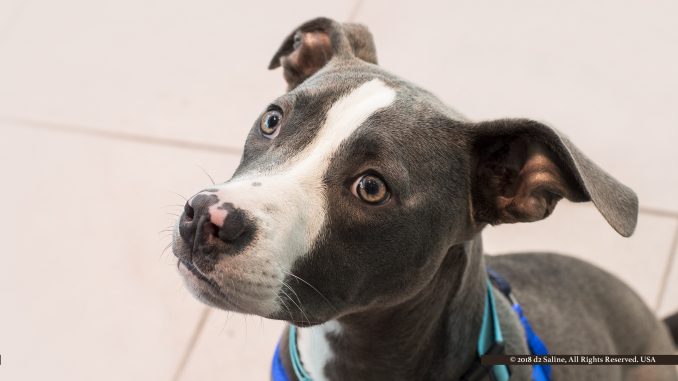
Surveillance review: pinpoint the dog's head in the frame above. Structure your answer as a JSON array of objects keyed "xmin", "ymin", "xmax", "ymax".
[{"xmin": 172, "ymin": 17, "xmax": 637, "ymax": 324}]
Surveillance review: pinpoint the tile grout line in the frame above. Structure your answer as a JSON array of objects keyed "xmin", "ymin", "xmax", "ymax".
[
  {"xmin": 639, "ymin": 206, "xmax": 678, "ymax": 220},
  {"xmin": 655, "ymin": 222, "xmax": 678, "ymax": 313},
  {"xmin": 0, "ymin": 115, "xmax": 243, "ymax": 155},
  {"xmin": 171, "ymin": 306, "xmax": 212, "ymax": 381}
]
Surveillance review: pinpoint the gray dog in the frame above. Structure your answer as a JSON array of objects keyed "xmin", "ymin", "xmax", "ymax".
[{"xmin": 172, "ymin": 17, "xmax": 678, "ymax": 380}]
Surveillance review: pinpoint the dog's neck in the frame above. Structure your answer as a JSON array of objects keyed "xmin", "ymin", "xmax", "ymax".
[{"xmin": 295, "ymin": 236, "xmax": 487, "ymax": 381}]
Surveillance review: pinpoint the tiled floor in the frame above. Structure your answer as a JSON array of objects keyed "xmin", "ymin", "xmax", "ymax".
[
  {"xmin": 0, "ymin": 123, "xmax": 241, "ymax": 380},
  {"xmin": 0, "ymin": 1, "xmax": 676, "ymax": 380}
]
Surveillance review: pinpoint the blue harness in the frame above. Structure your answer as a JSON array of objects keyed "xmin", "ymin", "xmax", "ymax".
[{"xmin": 272, "ymin": 269, "xmax": 551, "ymax": 381}]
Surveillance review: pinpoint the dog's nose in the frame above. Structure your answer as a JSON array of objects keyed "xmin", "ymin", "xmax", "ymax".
[{"xmin": 179, "ymin": 193, "xmax": 249, "ymax": 252}]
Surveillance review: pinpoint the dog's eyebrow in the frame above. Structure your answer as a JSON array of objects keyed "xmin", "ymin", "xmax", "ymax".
[{"xmin": 266, "ymin": 104, "xmax": 283, "ymax": 112}]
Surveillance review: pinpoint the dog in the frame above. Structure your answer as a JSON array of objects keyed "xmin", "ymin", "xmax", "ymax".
[{"xmin": 172, "ymin": 17, "xmax": 678, "ymax": 380}]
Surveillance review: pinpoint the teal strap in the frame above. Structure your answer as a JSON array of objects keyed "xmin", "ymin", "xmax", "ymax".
[
  {"xmin": 478, "ymin": 279, "xmax": 510, "ymax": 381},
  {"xmin": 288, "ymin": 325, "xmax": 313, "ymax": 381}
]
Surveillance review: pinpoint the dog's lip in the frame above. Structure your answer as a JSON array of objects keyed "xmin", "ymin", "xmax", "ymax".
[
  {"xmin": 177, "ymin": 258, "xmax": 207, "ymax": 279},
  {"xmin": 177, "ymin": 259, "xmax": 235, "ymax": 304}
]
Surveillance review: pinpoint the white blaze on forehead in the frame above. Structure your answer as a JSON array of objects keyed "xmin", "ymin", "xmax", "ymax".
[
  {"xmin": 203, "ymin": 79, "xmax": 395, "ymax": 311},
  {"xmin": 281, "ymin": 77, "xmax": 397, "ymax": 242},
  {"xmin": 295, "ymin": 78, "xmax": 397, "ymax": 171},
  {"xmin": 281, "ymin": 78, "xmax": 396, "ymax": 249}
]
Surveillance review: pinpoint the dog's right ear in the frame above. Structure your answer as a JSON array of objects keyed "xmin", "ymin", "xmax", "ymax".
[{"xmin": 268, "ymin": 17, "xmax": 378, "ymax": 90}]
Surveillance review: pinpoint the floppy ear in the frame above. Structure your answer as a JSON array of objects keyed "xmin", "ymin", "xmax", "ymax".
[
  {"xmin": 471, "ymin": 119, "xmax": 638, "ymax": 237},
  {"xmin": 268, "ymin": 17, "xmax": 378, "ymax": 90}
]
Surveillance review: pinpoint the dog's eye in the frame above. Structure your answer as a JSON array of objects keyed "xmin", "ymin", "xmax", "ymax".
[
  {"xmin": 352, "ymin": 174, "xmax": 390, "ymax": 204},
  {"xmin": 260, "ymin": 110, "xmax": 282, "ymax": 138},
  {"xmin": 293, "ymin": 31, "xmax": 303, "ymax": 50}
]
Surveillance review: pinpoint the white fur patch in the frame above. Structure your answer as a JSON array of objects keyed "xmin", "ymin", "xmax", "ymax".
[
  {"xmin": 297, "ymin": 320, "xmax": 341, "ymax": 380},
  {"xmin": 200, "ymin": 79, "xmax": 396, "ymax": 314}
]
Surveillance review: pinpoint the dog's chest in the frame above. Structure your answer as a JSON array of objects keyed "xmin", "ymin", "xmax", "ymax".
[{"xmin": 296, "ymin": 321, "xmax": 341, "ymax": 380}]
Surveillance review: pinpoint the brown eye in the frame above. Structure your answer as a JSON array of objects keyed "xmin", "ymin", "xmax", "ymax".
[
  {"xmin": 352, "ymin": 174, "xmax": 390, "ymax": 204},
  {"xmin": 260, "ymin": 110, "xmax": 282, "ymax": 138}
]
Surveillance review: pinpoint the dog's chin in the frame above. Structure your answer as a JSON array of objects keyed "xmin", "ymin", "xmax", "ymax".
[
  {"xmin": 177, "ymin": 261, "xmax": 235, "ymax": 310},
  {"xmin": 177, "ymin": 260, "xmax": 278, "ymax": 316}
]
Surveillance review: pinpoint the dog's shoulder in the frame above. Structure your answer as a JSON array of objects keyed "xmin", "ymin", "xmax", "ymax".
[
  {"xmin": 485, "ymin": 252, "xmax": 625, "ymax": 294},
  {"xmin": 485, "ymin": 253, "xmax": 673, "ymax": 353},
  {"xmin": 484, "ymin": 252, "xmax": 646, "ymax": 324},
  {"xmin": 485, "ymin": 252, "xmax": 676, "ymax": 380}
]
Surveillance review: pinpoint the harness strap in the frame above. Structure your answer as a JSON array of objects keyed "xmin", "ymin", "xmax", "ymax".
[
  {"xmin": 460, "ymin": 279, "xmax": 511, "ymax": 381},
  {"xmin": 488, "ymin": 268, "xmax": 552, "ymax": 381},
  {"xmin": 271, "ymin": 342, "xmax": 290, "ymax": 381},
  {"xmin": 272, "ymin": 269, "xmax": 551, "ymax": 381}
]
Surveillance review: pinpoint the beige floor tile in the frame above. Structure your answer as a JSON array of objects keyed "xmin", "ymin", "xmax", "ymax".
[
  {"xmin": 0, "ymin": 123, "xmax": 241, "ymax": 380},
  {"xmin": 0, "ymin": 0, "xmax": 24, "ymax": 40},
  {"xmin": 177, "ymin": 309, "xmax": 286, "ymax": 381},
  {"xmin": 0, "ymin": 0, "xmax": 356, "ymax": 151},
  {"xmin": 482, "ymin": 202, "xmax": 677, "ymax": 309},
  {"xmin": 657, "ymin": 236, "xmax": 678, "ymax": 317},
  {"xmin": 354, "ymin": 0, "xmax": 678, "ymax": 211}
]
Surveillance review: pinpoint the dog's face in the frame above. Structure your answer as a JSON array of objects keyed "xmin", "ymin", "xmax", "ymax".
[
  {"xmin": 172, "ymin": 18, "xmax": 637, "ymax": 325},
  {"xmin": 174, "ymin": 66, "xmax": 471, "ymax": 323}
]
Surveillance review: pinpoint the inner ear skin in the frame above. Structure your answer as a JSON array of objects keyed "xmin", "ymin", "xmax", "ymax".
[
  {"xmin": 474, "ymin": 137, "xmax": 586, "ymax": 225},
  {"xmin": 281, "ymin": 31, "xmax": 333, "ymax": 90}
]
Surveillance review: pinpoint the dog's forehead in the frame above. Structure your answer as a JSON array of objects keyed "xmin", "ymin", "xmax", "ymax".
[
  {"xmin": 280, "ymin": 76, "xmax": 398, "ymax": 167},
  {"xmin": 238, "ymin": 61, "xmax": 467, "ymax": 181},
  {"xmin": 290, "ymin": 61, "xmax": 465, "ymax": 125}
]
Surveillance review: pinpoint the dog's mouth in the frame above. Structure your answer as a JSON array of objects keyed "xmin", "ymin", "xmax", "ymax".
[
  {"xmin": 174, "ymin": 239, "xmax": 293, "ymax": 318},
  {"xmin": 177, "ymin": 258, "xmax": 215, "ymax": 288},
  {"xmin": 176, "ymin": 258, "xmax": 246, "ymax": 311}
]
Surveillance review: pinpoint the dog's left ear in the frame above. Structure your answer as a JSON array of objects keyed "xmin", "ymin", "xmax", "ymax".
[
  {"xmin": 470, "ymin": 119, "xmax": 638, "ymax": 237},
  {"xmin": 268, "ymin": 17, "xmax": 378, "ymax": 90}
]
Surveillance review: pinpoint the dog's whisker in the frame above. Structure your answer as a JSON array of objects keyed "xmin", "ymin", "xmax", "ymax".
[
  {"xmin": 160, "ymin": 241, "xmax": 173, "ymax": 258},
  {"xmin": 275, "ymin": 295, "xmax": 295, "ymax": 323},
  {"xmin": 280, "ymin": 282, "xmax": 311, "ymax": 325},
  {"xmin": 171, "ymin": 192, "xmax": 188, "ymax": 202},
  {"xmin": 279, "ymin": 288, "xmax": 311, "ymax": 325},
  {"xmin": 162, "ymin": 226, "xmax": 174, "ymax": 233},
  {"xmin": 281, "ymin": 281, "xmax": 303, "ymax": 308},
  {"xmin": 280, "ymin": 269, "xmax": 338, "ymax": 313},
  {"xmin": 162, "ymin": 204, "xmax": 185, "ymax": 209},
  {"xmin": 196, "ymin": 165, "xmax": 216, "ymax": 185}
]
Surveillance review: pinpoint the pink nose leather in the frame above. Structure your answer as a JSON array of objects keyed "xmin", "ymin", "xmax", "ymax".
[{"xmin": 208, "ymin": 204, "xmax": 228, "ymax": 227}]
